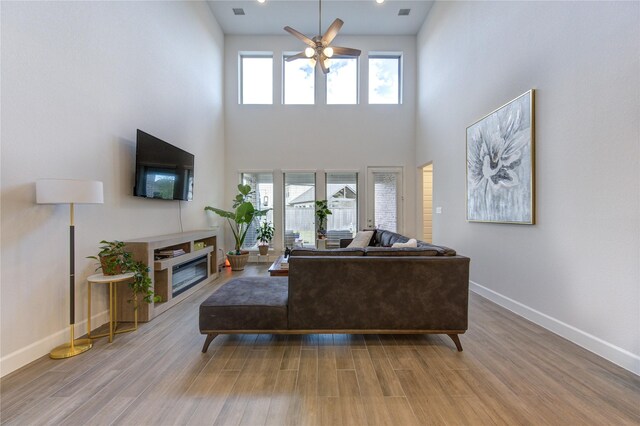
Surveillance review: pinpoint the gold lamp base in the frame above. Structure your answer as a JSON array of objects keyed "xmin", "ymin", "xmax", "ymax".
[{"xmin": 50, "ymin": 326, "xmax": 92, "ymax": 359}]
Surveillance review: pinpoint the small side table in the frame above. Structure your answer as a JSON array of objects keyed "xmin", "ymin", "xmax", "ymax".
[
  {"xmin": 87, "ymin": 272, "xmax": 136, "ymax": 343},
  {"xmin": 268, "ymin": 255, "xmax": 289, "ymax": 277}
]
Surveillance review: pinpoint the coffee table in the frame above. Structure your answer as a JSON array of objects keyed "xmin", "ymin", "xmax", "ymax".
[{"xmin": 268, "ymin": 255, "xmax": 289, "ymax": 276}]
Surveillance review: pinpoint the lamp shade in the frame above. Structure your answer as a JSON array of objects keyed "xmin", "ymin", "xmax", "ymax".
[{"xmin": 36, "ymin": 179, "xmax": 104, "ymax": 204}]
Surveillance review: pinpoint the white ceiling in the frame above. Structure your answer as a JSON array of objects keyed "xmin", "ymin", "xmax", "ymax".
[{"xmin": 207, "ymin": 0, "xmax": 434, "ymax": 36}]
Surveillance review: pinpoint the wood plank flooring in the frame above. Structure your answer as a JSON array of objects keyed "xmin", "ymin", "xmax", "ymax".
[{"xmin": 1, "ymin": 265, "xmax": 639, "ymax": 425}]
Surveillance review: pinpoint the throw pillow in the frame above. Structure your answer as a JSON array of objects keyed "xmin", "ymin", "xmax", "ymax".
[
  {"xmin": 347, "ymin": 230, "xmax": 374, "ymax": 248},
  {"xmin": 391, "ymin": 238, "xmax": 418, "ymax": 248}
]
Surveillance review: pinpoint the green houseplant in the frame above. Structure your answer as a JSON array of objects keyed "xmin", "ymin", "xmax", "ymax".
[
  {"xmin": 87, "ymin": 240, "xmax": 159, "ymax": 304},
  {"xmin": 256, "ymin": 221, "xmax": 275, "ymax": 256},
  {"xmin": 205, "ymin": 184, "xmax": 270, "ymax": 270},
  {"xmin": 315, "ymin": 200, "xmax": 332, "ymax": 239}
]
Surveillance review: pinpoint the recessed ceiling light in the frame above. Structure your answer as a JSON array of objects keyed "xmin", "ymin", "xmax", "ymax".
[
  {"xmin": 376, "ymin": 0, "xmax": 385, "ymax": 4},
  {"xmin": 398, "ymin": 9, "xmax": 411, "ymax": 16},
  {"xmin": 233, "ymin": 8, "xmax": 245, "ymax": 15},
  {"xmin": 257, "ymin": 0, "xmax": 266, "ymax": 3}
]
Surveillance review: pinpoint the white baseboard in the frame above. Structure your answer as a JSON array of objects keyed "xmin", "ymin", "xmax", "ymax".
[
  {"xmin": 470, "ymin": 280, "xmax": 640, "ymax": 376},
  {"xmin": 0, "ymin": 310, "xmax": 109, "ymax": 378}
]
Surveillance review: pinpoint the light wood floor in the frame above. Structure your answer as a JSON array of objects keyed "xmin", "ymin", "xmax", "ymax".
[{"xmin": 1, "ymin": 265, "xmax": 639, "ymax": 425}]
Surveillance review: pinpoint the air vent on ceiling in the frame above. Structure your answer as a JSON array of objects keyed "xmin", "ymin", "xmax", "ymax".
[
  {"xmin": 233, "ymin": 8, "xmax": 245, "ymax": 16},
  {"xmin": 398, "ymin": 9, "xmax": 411, "ymax": 16}
]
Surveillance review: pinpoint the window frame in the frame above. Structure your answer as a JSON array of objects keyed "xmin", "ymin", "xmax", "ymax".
[
  {"xmin": 282, "ymin": 53, "xmax": 316, "ymax": 105},
  {"xmin": 283, "ymin": 171, "xmax": 317, "ymax": 249},
  {"xmin": 325, "ymin": 56, "xmax": 360, "ymax": 105},
  {"xmin": 239, "ymin": 52, "xmax": 274, "ymax": 105},
  {"xmin": 239, "ymin": 171, "xmax": 275, "ymax": 251},
  {"xmin": 367, "ymin": 52, "xmax": 403, "ymax": 105},
  {"xmin": 324, "ymin": 171, "xmax": 359, "ymax": 247}
]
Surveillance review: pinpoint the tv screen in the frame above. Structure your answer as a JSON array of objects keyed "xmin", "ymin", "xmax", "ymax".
[{"xmin": 133, "ymin": 130, "xmax": 194, "ymax": 201}]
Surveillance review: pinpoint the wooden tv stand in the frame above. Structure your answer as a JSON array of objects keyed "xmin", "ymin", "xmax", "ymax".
[{"xmin": 115, "ymin": 230, "xmax": 218, "ymax": 322}]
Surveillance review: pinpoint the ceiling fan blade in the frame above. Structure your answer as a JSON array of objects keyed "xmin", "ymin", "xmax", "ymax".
[
  {"xmin": 319, "ymin": 57, "xmax": 330, "ymax": 74},
  {"xmin": 322, "ymin": 18, "xmax": 344, "ymax": 46},
  {"xmin": 286, "ymin": 52, "xmax": 307, "ymax": 62},
  {"xmin": 331, "ymin": 46, "xmax": 362, "ymax": 57},
  {"xmin": 284, "ymin": 26, "xmax": 315, "ymax": 47}
]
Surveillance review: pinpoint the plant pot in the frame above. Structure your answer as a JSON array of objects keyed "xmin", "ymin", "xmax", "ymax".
[
  {"xmin": 258, "ymin": 245, "xmax": 269, "ymax": 256},
  {"xmin": 100, "ymin": 255, "xmax": 123, "ymax": 275},
  {"xmin": 227, "ymin": 251, "xmax": 250, "ymax": 271}
]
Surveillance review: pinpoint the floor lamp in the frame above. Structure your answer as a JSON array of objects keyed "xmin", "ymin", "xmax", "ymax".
[{"xmin": 36, "ymin": 179, "xmax": 104, "ymax": 359}]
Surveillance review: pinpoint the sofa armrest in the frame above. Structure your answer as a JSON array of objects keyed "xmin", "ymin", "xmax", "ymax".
[{"xmin": 339, "ymin": 238, "xmax": 353, "ymax": 248}]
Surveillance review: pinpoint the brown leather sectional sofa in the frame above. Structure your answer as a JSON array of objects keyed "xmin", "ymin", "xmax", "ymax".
[{"xmin": 199, "ymin": 229, "xmax": 470, "ymax": 352}]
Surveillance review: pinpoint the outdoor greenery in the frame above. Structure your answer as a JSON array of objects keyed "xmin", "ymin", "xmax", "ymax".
[
  {"xmin": 315, "ymin": 199, "xmax": 332, "ymax": 237},
  {"xmin": 87, "ymin": 240, "xmax": 160, "ymax": 304},
  {"xmin": 205, "ymin": 184, "xmax": 270, "ymax": 254}
]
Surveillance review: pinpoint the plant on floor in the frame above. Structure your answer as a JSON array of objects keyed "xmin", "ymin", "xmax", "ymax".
[
  {"xmin": 256, "ymin": 221, "xmax": 275, "ymax": 255},
  {"xmin": 87, "ymin": 240, "xmax": 160, "ymax": 303},
  {"xmin": 205, "ymin": 184, "xmax": 270, "ymax": 270},
  {"xmin": 315, "ymin": 199, "xmax": 332, "ymax": 239}
]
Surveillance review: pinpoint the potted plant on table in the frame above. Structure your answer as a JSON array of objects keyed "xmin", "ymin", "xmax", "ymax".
[
  {"xmin": 205, "ymin": 184, "xmax": 270, "ymax": 271},
  {"xmin": 315, "ymin": 200, "xmax": 332, "ymax": 239},
  {"xmin": 87, "ymin": 240, "xmax": 160, "ymax": 304},
  {"xmin": 256, "ymin": 221, "xmax": 275, "ymax": 256}
]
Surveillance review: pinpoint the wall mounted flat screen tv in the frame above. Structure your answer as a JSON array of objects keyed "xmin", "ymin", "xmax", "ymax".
[{"xmin": 133, "ymin": 129, "xmax": 194, "ymax": 201}]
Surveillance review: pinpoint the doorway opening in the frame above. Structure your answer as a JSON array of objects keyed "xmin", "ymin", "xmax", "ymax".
[{"xmin": 422, "ymin": 164, "xmax": 433, "ymax": 243}]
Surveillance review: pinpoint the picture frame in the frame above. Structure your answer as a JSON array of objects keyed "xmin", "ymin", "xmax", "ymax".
[{"xmin": 466, "ymin": 90, "xmax": 535, "ymax": 224}]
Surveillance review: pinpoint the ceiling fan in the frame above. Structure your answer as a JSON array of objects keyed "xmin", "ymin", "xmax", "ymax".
[{"xmin": 284, "ymin": 0, "xmax": 361, "ymax": 74}]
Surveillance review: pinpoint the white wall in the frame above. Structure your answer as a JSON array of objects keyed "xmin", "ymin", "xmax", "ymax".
[
  {"xmin": 222, "ymin": 35, "xmax": 417, "ymax": 252},
  {"xmin": 416, "ymin": 1, "xmax": 639, "ymax": 373},
  {"xmin": 0, "ymin": 1, "xmax": 225, "ymax": 376}
]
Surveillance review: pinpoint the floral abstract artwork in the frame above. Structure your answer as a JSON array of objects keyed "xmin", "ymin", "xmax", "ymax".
[{"xmin": 466, "ymin": 90, "xmax": 535, "ymax": 224}]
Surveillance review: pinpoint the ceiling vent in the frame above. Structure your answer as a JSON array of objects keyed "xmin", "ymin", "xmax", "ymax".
[
  {"xmin": 398, "ymin": 9, "xmax": 411, "ymax": 16},
  {"xmin": 233, "ymin": 8, "xmax": 245, "ymax": 16}
]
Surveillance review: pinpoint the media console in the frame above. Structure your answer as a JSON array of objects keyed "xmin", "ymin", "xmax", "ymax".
[{"xmin": 115, "ymin": 230, "xmax": 218, "ymax": 322}]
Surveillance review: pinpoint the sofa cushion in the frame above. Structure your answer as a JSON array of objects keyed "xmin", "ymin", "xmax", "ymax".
[
  {"xmin": 392, "ymin": 238, "xmax": 418, "ymax": 248},
  {"xmin": 199, "ymin": 277, "xmax": 288, "ymax": 331},
  {"xmin": 346, "ymin": 230, "xmax": 374, "ymax": 248},
  {"xmin": 370, "ymin": 228, "xmax": 457, "ymax": 256},
  {"xmin": 364, "ymin": 247, "xmax": 440, "ymax": 256},
  {"xmin": 416, "ymin": 242, "xmax": 457, "ymax": 256},
  {"xmin": 290, "ymin": 247, "xmax": 365, "ymax": 256},
  {"xmin": 375, "ymin": 229, "xmax": 409, "ymax": 247}
]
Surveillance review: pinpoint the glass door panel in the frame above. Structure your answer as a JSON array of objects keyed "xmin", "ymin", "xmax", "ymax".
[{"xmin": 367, "ymin": 167, "xmax": 403, "ymax": 233}]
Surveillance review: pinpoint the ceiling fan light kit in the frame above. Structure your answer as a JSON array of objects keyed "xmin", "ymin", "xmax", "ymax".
[{"xmin": 283, "ymin": 0, "xmax": 361, "ymax": 74}]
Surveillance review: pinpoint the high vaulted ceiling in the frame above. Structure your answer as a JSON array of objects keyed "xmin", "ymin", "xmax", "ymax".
[{"xmin": 207, "ymin": 0, "xmax": 434, "ymax": 36}]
